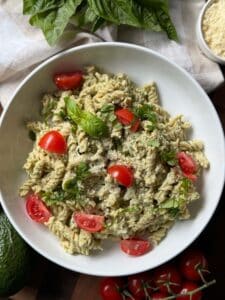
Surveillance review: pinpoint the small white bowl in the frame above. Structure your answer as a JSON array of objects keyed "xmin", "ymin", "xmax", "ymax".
[
  {"xmin": 0, "ymin": 42, "xmax": 225, "ymax": 276},
  {"xmin": 196, "ymin": 0, "xmax": 225, "ymax": 65}
]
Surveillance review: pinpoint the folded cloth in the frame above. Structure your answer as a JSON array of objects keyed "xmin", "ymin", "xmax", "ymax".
[{"xmin": 0, "ymin": 0, "xmax": 224, "ymax": 108}]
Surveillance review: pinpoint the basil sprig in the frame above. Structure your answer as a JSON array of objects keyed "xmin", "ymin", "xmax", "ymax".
[
  {"xmin": 23, "ymin": 0, "xmax": 177, "ymax": 46},
  {"xmin": 65, "ymin": 97, "xmax": 108, "ymax": 138}
]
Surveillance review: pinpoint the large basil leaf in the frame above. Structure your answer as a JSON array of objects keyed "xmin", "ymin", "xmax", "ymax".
[
  {"xmin": 23, "ymin": 0, "xmax": 65, "ymax": 15},
  {"xmin": 88, "ymin": 0, "xmax": 161, "ymax": 30},
  {"xmin": 65, "ymin": 97, "xmax": 109, "ymax": 138},
  {"xmin": 29, "ymin": 0, "xmax": 82, "ymax": 45}
]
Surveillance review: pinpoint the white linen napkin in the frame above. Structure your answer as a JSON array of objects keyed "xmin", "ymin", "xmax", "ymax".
[{"xmin": 0, "ymin": 0, "xmax": 224, "ymax": 108}]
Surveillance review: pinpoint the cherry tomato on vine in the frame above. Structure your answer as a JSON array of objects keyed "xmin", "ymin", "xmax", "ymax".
[
  {"xmin": 38, "ymin": 130, "xmax": 67, "ymax": 154},
  {"xmin": 177, "ymin": 152, "xmax": 197, "ymax": 181},
  {"xmin": 176, "ymin": 281, "xmax": 202, "ymax": 300},
  {"xmin": 54, "ymin": 71, "xmax": 83, "ymax": 90},
  {"xmin": 26, "ymin": 193, "xmax": 51, "ymax": 223},
  {"xmin": 108, "ymin": 165, "xmax": 134, "ymax": 187},
  {"xmin": 151, "ymin": 292, "xmax": 168, "ymax": 300},
  {"xmin": 120, "ymin": 239, "xmax": 152, "ymax": 256},
  {"xmin": 115, "ymin": 108, "xmax": 140, "ymax": 132},
  {"xmin": 74, "ymin": 213, "xmax": 104, "ymax": 233},
  {"xmin": 153, "ymin": 264, "xmax": 181, "ymax": 294},
  {"xmin": 128, "ymin": 272, "xmax": 154, "ymax": 299},
  {"xmin": 100, "ymin": 277, "xmax": 124, "ymax": 300},
  {"xmin": 180, "ymin": 249, "xmax": 209, "ymax": 282}
]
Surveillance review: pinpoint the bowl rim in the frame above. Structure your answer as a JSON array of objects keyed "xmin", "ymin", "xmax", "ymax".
[
  {"xmin": 1, "ymin": 42, "xmax": 225, "ymax": 276},
  {"xmin": 196, "ymin": 0, "xmax": 225, "ymax": 64}
]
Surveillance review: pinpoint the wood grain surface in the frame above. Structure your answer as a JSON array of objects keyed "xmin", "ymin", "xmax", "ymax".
[{"xmin": 0, "ymin": 69, "xmax": 225, "ymax": 300}]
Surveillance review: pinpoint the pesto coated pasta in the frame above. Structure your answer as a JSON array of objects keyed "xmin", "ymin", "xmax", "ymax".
[{"xmin": 20, "ymin": 66, "xmax": 209, "ymax": 256}]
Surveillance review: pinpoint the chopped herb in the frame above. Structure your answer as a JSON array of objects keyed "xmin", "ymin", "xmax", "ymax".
[
  {"xmin": 147, "ymin": 123, "xmax": 156, "ymax": 132},
  {"xmin": 180, "ymin": 177, "xmax": 191, "ymax": 195},
  {"xmin": 160, "ymin": 198, "xmax": 179, "ymax": 209},
  {"xmin": 160, "ymin": 198, "xmax": 181, "ymax": 218},
  {"xmin": 65, "ymin": 97, "xmax": 108, "ymax": 138},
  {"xmin": 28, "ymin": 130, "xmax": 36, "ymax": 141},
  {"xmin": 134, "ymin": 104, "xmax": 157, "ymax": 123},
  {"xmin": 41, "ymin": 190, "xmax": 67, "ymax": 205},
  {"xmin": 57, "ymin": 109, "xmax": 69, "ymax": 121},
  {"xmin": 76, "ymin": 162, "xmax": 90, "ymax": 180},
  {"xmin": 113, "ymin": 123, "xmax": 123, "ymax": 130},
  {"xmin": 100, "ymin": 104, "xmax": 114, "ymax": 114},
  {"xmin": 148, "ymin": 139, "xmax": 160, "ymax": 148},
  {"xmin": 135, "ymin": 104, "xmax": 157, "ymax": 131},
  {"xmin": 160, "ymin": 150, "xmax": 177, "ymax": 166},
  {"xmin": 168, "ymin": 207, "xmax": 180, "ymax": 218}
]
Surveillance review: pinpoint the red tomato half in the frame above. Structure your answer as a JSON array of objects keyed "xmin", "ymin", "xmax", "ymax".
[
  {"xmin": 74, "ymin": 213, "xmax": 104, "ymax": 233},
  {"xmin": 177, "ymin": 152, "xmax": 197, "ymax": 181},
  {"xmin": 128, "ymin": 272, "xmax": 154, "ymax": 298},
  {"xmin": 176, "ymin": 282, "xmax": 202, "ymax": 300},
  {"xmin": 153, "ymin": 264, "xmax": 182, "ymax": 294},
  {"xmin": 180, "ymin": 249, "xmax": 209, "ymax": 282},
  {"xmin": 54, "ymin": 71, "xmax": 83, "ymax": 90},
  {"xmin": 26, "ymin": 193, "xmax": 51, "ymax": 223},
  {"xmin": 38, "ymin": 130, "xmax": 67, "ymax": 154},
  {"xmin": 120, "ymin": 239, "xmax": 152, "ymax": 256},
  {"xmin": 115, "ymin": 108, "xmax": 140, "ymax": 132},
  {"xmin": 107, "ymin": 165, "xmax": 134, "ymax": 187}
]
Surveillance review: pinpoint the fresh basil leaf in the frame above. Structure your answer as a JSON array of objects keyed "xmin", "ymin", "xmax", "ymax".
[
  {"xmin": 65, "ymin": 97, "xmax": 109, "ymax": 138},
  {"xmin": 136, "ymin": 0, "xmax": 168, "ymax": 10},
  {"xmin": 91, "ymin": 16, "xmax": 105, "ymax": 32},
  {"xmin": 155, "ymin": 8, "xmax": 178, "ymax": 41},
  {"xmin": 136, "ymin": 0, "xmax": 178, "ymax": 40},
  {"xmin": 29, "ymin": 0, "xmax": 82, "ymax": 46},
  {"xmin": 88, "ymin": 0, "xmax": 161, "ymax": 30},
  {"xmin": 23, "ymin": 0, "xmax": 65, "ymax": 15},
  {"xmin": 160, "ymin": 150, "xmax": 177, "ymax": 166}
]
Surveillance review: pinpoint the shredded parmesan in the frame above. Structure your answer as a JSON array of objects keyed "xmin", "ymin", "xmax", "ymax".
[{"xmin": 202, "ymin": 0, "xmax": 225, "ymax": 58}]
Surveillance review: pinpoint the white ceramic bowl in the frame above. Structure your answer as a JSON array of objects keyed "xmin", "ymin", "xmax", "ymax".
[
  {"xmin": 0, "ymin": 43, "xmax": 224, "ymax": 276},
  {"xmin": 196, "ymin": 0, "xmax": 225, "ymax": 65}
]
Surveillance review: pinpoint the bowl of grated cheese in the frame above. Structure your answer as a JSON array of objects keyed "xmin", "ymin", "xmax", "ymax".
[{"xmin": 196, "ymin": 0, "xmax": 225, "ymax": 65}]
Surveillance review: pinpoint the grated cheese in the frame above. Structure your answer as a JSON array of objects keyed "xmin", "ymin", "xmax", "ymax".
[{"xmin": 202, "ymin": 0, "xmax": 225, "ymax": 58}]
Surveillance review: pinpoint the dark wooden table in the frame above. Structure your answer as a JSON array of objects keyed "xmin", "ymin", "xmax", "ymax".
[{"xmin": 1, "ymin": 69, "xmax": 225, "ymax": 300}]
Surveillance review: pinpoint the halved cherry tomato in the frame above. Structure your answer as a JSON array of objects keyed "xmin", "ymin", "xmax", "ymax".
[
  {"xmin": 26, "ymin": 193, "xmax": 51, "ymax": 223},
  {"xmin": 153, "ymin": 264, "xmax": 182, "ymax": 294},
  {"xmin": 54, "ymin": 71, "xmax": 83, "ymax": 90},
  {"xmin": 38, "ymin": 130, "xmax": 67, "ymax": 154},
  {"xmin": 107, "ymin": 165, "xmax": 134, "ymax": 187},
  {"xmin": 131, "ymin": 119, "xmax": 141, "ymax": 133},
  {"xmin": 128, "ymin": 272, "xmax": 154, "ymax": 298},
  {"xmin": 115, "ymin": 108, "xmax": 140, "ymax": 132},
  {"xmin": 180, "ymin": 249, "xmax": 209, "ymax": 282},
  {"xmin": 177, "ymin": 152, "xmax": 197, "ymax": 181},
  {"xmin": 74, "ymin": 212, "xmax": 104, "ymax": 233},
  {"xmin": 100, "ymin": 277, "xmax": 124, "ymax": 300},
  {"xmin": 176, "ymin": 282, "xmax": 202, "ymax": 300},
  {"xmin": 120, "ymin": 239, "xmax": 152, "ymax": 256}
]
